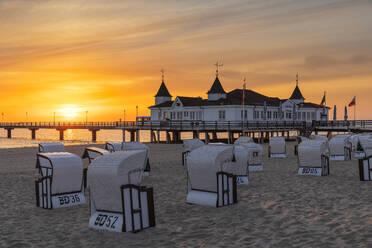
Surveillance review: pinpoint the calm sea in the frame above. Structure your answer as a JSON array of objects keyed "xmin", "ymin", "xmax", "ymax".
[
  {"xmin": 0, "ymin": 128, "xmax": 196, "ymax": 148},
  {"xmin": 0, "ymin": 128, "xmax": 303, "ymax": 149}
]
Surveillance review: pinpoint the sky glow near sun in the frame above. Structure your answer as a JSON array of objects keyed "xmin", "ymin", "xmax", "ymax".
[{"xmin": 0, "ymin": 0, "xmax": 372, "ymax": 121}]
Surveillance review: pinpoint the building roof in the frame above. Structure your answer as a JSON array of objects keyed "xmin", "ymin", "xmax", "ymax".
[
  {"xmin": 207, "ymin": 77, "xmax": 226, "ymax": 94},
  {"xmin": 289, "ymin": 85, "xmax": 304, "ymax": 100},
  {"xmin": 155, "ymin": 81, "xmax": 172, "ymax": 97}
]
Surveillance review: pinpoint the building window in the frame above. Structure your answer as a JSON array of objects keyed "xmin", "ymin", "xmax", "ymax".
[
  {"xmin": 253, "ymin": 110, "xmax": 259, "ymax": 119},
  {"xmin": 267, "ymin": 111, "xmax": 272, "ymax": 119},
  {"xmin": 184, "ymin": 111, "xmax": 188, "ymax": 117},
  {"xmin": 273, "ymin": 111, "xmax": 278, "ymax": 119},
  {"xmin": 190, "ymin": 112, "xmax": 195, "ymax": 120},
  {"xmin": 302, "ymin": 112, "xmax": 306, "ymax": 120},
  {"xmin": 177, "ymin": 112, "xmax": 182, "ymax": 119},
  {"xmin": 311, "ymin": 112, "xmax": 315, "ymax": 120},
  {"xmin": 286, "ymin": 112, "xmax": 292, "ymax": 119},
  {"xmin": 164, "ymin": 112, "xmax": 168, "ymax": 119},
  {"xmin": 170, "ymin": 112, "xmax": 175, "ymax": 119},
  {"xmin": 261, "ymin": 111, "xmax": 264, "ymax": 119},
  {"xmin": 218, "ymin": 110, "xmax": 226, "ymax": 120},
  {"xmin": 307, "ymin": 112, "xmax": 310, "ymax": 120},
  {"xmin": 297, "ymin": 112, "xmax": 301, "ymax": 120}
]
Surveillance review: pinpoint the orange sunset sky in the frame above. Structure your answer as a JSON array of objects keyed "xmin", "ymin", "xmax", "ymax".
[{"xmin": 0, "ymin": 0, "xmax": 371, "ymax": 121}]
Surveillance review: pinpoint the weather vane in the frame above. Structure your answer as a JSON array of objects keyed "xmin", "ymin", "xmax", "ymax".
[
  {"xmin": 161, "ymin": 68, "xmax": 165, "ymax": 82},
  {"xmin": 214, "ymin": 61, "xmax": 223, "ymax": 77},
  {"xmin": 296, "ymin": 73, "xmax": 299, "ymax": 86}
]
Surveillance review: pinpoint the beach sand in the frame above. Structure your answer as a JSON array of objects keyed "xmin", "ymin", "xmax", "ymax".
[{"xmin": 0, "ymin": 142, "xmax": 371, "ymax": 247}]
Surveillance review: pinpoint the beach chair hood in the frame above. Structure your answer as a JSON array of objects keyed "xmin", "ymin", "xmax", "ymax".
[
  {"xmin": 88, "ymin": 150, "xmax": 147, "ymax": 212},
  {"xmin": 187, "ymin": 145, "xmax": 233, "ymax": 192},
  {"xmin": 37, "ymin": 152, "xmax": 83, "ymax": 194},
  {"xmin": 298, "ymin": 140, "xmax": 328, "ymax": 168}
]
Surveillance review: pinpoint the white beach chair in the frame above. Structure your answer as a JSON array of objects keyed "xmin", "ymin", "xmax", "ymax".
[
  {"xmin": 329, "ymin": 135, "xmax": 352, "ymax": 161},
  {"xmin": 105, "ymin": 142, "xmax": 123, "ymax": 152},
  {"xmin": 35, "ymin": 152, "xmax": 85, "ymax": 209},
  {"xmin": 38, "ymin": 142, "xmax": 65, "ymax": 153},
  {"xmin": 269, "ymin": 137, "xmax": 286, "ymax": 158},
  {"xmin": 294, "ymin": 136, "xmax": 309, "ymax": 155},
  {"xmin": 234, "ymin": 136, "xmax": 253, "ymax": 145},
  {"xmin": 186, "ymin": 144, "xmax": 237, "ymax": 207},
  {"xmin": 182, "ymin": 139, "xmax": 204, "ymax": 166},
  {"xmin": 105, "ymin": 142, "xmax": 151, "ymax": 176},
  {"xmin": 227, "ymin": 145, "xmax": 249, "ymax": 185},
  {"xmin": 81, "ymin": 147, "xmax": 110, "ymax": 188},
  {"xmin": 358, "ymin": 137, "xmax": 372, "ymax": 181},
  {"xmin": 298, "ymin": 140, "xmax": 330, "ymax": 176},
  {"xmin": 240, "ymin": 142, "xmax": 264, "ymax": 171},
  {"xmin": 87, "ymin": 150, "xmax": 155, "ymax": 233},
  {"xmin": 354, "ymin": 135, "xmax": 372, "ymax": 159}
]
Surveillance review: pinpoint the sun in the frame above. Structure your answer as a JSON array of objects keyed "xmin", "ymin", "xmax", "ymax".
[{"xmin": 57, "ymin": 104, "xmax": 83, "ymax": 121}]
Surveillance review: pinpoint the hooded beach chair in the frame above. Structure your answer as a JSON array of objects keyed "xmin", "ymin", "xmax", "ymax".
[
  {"xmin": 81, "ymin": 147, "xmax": 110, "ymax": 188},
  {"xmin": 234, "ymin": 136, "xmax": 253, "ymax": 145},
  {"xmin": 186, "ymin": 144, "xmax": 237, "ymax": 207},
  {"xmin": 358, "ymin": 137, "xmax": 372, "ymax": 181},
  {"xmin": 294, "ymin": 136, "xmax": 308, "ymax": 155},
  {"xmin": 269, "ymin": 137, "xmax": 286, "ymax": 158},
  {"xmin": 38, "ymin": 142, "xmax": 65, "ymax": 153},
  {"xmin": 329, "ymin": 135, "xmax": 352, "ymax": 161},
  {"xmin": 354, "ymin": 135, "xmax": 372, "ymax": 159},
  {"xmin": 298, "ymin": 140, "xmax": 330, "ymax": 176},
  {"xmin": 87, "ymin": 150, "xmax": 155, "ymax": 233},
  {"xmin": 35, "ymin": 152, "xmax": 85, "ymax": 209},
  {"xmin": 182, "ymin": 139, "xmax": 204, "ymax": 166},
  {"xmin": 105, "ymin": 142, "xmax": 151, "ymax": 176},
  {"xmin": 240, "ymin": 142, "xmax": 264, "ymax": 171}
]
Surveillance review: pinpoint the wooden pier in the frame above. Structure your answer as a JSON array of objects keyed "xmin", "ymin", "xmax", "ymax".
[{"xmin": 0, "ymin": 120, "xmax": 371, "ymax": 143}]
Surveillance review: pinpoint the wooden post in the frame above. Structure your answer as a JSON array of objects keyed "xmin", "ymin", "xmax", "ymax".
[
  {"xmin": 157, "ymin": 130, "xmax": 160, "ymax": 143},
  {"xmin": 6, "ymin": 128, "xmax": 13, "ymax": 139},
  {"xmin": 30, "ymin": 128, "xmax": 38, "ymax": 140},
  {"xmin": 130, "ymin": 131, "xmax": 135, "ymax": 142},
  {"xmin": 212, "ymin": 132, "xmax": 217, "ymax": 141},
  {"xmin": 166, "ymin": 131, "xmax": 171, "ymax": 144},
  {"xmin": 89, "ymin": 129, "xmax": 99, "ymax": 142},
  {"xmin": 150, "ymin": 130, "xmax": 154, "ymax": 143},
  {"xmin": 205, "ymin": 132, "xmax": 210, "ymax": 144},
  {"xmin": 57, "ymin": 128, "xmax": 65, "ymax": 141},
  {"xmin": 122, "ymin": 129, "xmax": 126, "ymax": 142},
  {"xmin": 136, "ymin": 130, "xmax": 140, "ymax": 142}
]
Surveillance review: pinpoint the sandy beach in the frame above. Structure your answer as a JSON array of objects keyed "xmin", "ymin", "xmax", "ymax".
[{"xmin": 0, "ymin": 142, "xmax": 371, "ymax": 247}]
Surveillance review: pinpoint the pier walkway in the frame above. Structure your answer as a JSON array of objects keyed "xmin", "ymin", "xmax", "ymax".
[{"xmin": 0, "ymin": 120, "xmax": 371, "ymax": 143}]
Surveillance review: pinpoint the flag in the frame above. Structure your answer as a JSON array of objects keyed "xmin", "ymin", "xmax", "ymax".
[
  {"xmin": 348, "ymin": 96, "xmax": 356, "ymax": 107},
  {"xmin": 320, "ymin": 92, "xmax": 326, "ymax": 106}
]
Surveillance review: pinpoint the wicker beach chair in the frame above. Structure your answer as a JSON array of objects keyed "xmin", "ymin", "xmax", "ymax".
[
  {"xmin": 87, "ymin": 150, "xmax": 155, "ymax": 233},
  {"xmin": 35, "ymin": 152, "xmax": 85, "ymax": 209},
  {"xmin": 329, "ymin": 135, "xmax": 352, "ymax": 161},
  {"xmin": 268, "ymin": 137, "xmax": 286, "ymax": 158},
  {"xmin": 298, "ymin": 140, "xmax": 329, "ymax": 176},
  {"xmin": 38, "ymin": 142, "xmax": 65, "ymax": 153},
  {"xmin": 186, "ymin": 144, "xmax": 237, "ymax": 207}
]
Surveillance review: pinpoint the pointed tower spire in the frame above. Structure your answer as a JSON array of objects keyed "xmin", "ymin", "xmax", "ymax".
[
  {"xmin": 155, "ymin": 69, "xmax": 172, "ymax": 105},
  {"xmin": 289, "ymin": 73, "xmax": 304, "ymax": 101}
]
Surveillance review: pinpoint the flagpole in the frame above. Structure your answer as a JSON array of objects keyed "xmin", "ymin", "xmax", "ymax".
[{"xmin": 354, "ymin": 96, "xmax": 356, "ymax": 121}]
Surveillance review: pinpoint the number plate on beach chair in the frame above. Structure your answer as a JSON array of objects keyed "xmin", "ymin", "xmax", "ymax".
[
  {"xmin": 89, "ymin": 212, "xmax": 123, "ymax": 232},
  {"xmin": 52, "ymin": 192, "xmax": 86, "ymax": 208},
  {"xmin": 298, "ymin": 167, "xmax": 322, "ymax": 176}
]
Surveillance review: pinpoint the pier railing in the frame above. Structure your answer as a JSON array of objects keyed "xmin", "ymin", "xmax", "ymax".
[
  {"xmin": 312, "ymin": 120, "xmax": 372, "ymax": 129},
  {"xmin": 0, "ymin": 120, "xmax": 308, "ymax": 130}
]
